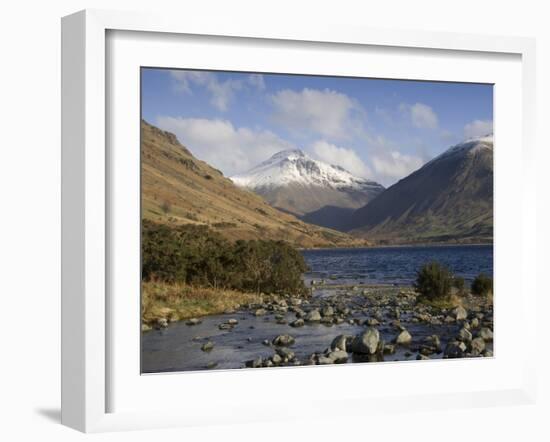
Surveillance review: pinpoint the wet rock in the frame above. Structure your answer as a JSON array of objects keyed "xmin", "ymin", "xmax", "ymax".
[
  {"xmin": 262, "ymin": 339, "xmax": 271, "ymax": 346},
  {"xmin": 416, "ymin": 354, "xmax": 430, "ymax": 360},
  {"xmin": 206, "ymin": 361, "xmax": 218, "ymax": 369},
  {"xmin": 245, "ymin": 357, "xmax": 263, "ymax": 368},
  {"xmin": 254, "ymin": 308, "xmax": 267, "ymax": 316},
  {"xmin": 444, "ymin": 341, "xmax": 466, "ymax": 358},
  {"xmin": 276, "ymin": 318, "xmax": 288, "ymax": 325},
  {"xmin": 330, "ymin": 334, "xmax": 350, "ymax": 352},
  {"xmin": 457, "ymin": 327, "xmax": 473, "ymax": 342},
  {"xmin": 305, "ymin": 309, "xmax": 322, "ymax": 322},
  {"xmin": 383, "ymin": 344, "xmax": 396, "ymax": 355},
  {"xmin": 201, "ymin": 341, "xmax": 214, "ymax": 352},
  {"xmin": 444, "ymin": 315, "xmax": 455, "ymax": 323},
  {"xmin": 290, "ymin": 318, "xmax": 305, "ymax": 327},
  {"xmin": 275, "ymin": 347, "xmax": 295, "ymax": 361},
  {"xmin": 142, "ymin": 324, "xmax": 152, "ymax": 332},
  {"xmin": 227, "ymin": 318, "xmax": 239, "ymax": 325},
  {"xmin": 186, "ymin": 318, "xmax": 202, "ymax": 326},
  {"xmin": 479, "ymin": 327, "xmax": 493, "ymax": 341},
  {"xmin": 317, "ymin": 356, "xmax": 334, "ymax": 365},
  {"xmin": 365, "ymin": 318, "xmax": 380, "ymax": 326},
  {"xmin": 471, "ymin": 337, "xmax": 486, "ymax": 355},
  {"xmin": 395, "ymin": 329, "xmax": 412, "ymax": 345},
  {"xmin": 271, "ymin": 353, "xmax": 283, "ymax": 365},
  {"xmin": 453, "ymin": 306, "xmax": 468, "ymax": 321},
  {"xmin": 218, "ymin": 323, "xmax": 232, "ymax": 330},
  {"xmin": 273, "ymin": 334, "xmax": 295, "ymax": 347},
  {"xmin": 328, "ymin": 350, "xmax": 348, "ymax": 363},
  {"xmin": 482, "ymin": 350, "xmax": 494, "ymax": 357},
  {"xmin": 321, "ymin": 305, "xmax": 334, "ymax": 317},
  {"xmin": 155, "ymin": 318, "xmax": 168, "ymax": 329},
  {"xmin": 470, "ymin": 317, "xmax": 480, "ymax": 328},
  {"xmin": 351, "ymin": 327, "xmax": 380, "ymax": 355}
]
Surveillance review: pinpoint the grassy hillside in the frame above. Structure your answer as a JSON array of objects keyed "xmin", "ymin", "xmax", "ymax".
[{"xmin": 141, "ymin": 120, "xmax": 368, "ymax": 248}]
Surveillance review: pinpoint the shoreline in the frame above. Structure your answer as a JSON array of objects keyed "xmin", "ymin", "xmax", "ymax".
[{"xmin": 299, "ymin": 242, "xmax": 493, "ymax": 252}]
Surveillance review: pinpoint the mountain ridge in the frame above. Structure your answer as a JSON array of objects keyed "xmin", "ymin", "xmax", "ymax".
[{"xmin": 349, "ymin": 135, "xmax": 494, "ymax": 245}]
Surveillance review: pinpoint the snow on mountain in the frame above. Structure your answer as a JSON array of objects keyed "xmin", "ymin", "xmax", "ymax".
[
  {"xmin": 427, "ymin": 134, "xmax": 494, "ymax": 166},
  {"xmin": 230, "ymin": 149, "xmax": 383, "ymax": 192}
]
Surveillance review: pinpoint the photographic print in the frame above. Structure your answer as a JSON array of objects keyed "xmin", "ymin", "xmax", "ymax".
[{"xmin": 140, "ymin": 68, "xmax": 494, "ymax": 373}]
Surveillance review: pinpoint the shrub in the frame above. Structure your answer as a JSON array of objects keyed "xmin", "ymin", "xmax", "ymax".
[
  {"xmin": 471, "ymin": 273, "xmax": 493, "ymax": 296},
  {"xmin": 141, "ymin": 220, "xmax": 308, "ymax": 295},
  {"xmin": 414, "ymin": 261, "xmax": 453, "ymax": 301}
]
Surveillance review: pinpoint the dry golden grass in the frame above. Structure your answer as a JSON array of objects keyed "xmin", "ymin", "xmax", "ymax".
[{"xmin": 141, "ymin": 280, "xmax": 263, "ymax": 326}]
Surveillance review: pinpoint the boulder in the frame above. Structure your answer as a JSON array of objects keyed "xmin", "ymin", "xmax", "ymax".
[
  {"xmin": 273, "ymin": 334, "xmax": 295, "ymax": 346},
  {"xmin": 327, "ymin": 350, "xmax": 348, "ymax": 364},
  {"xmin": 479, "ymin": 327, "xmax": 493, "ymax": 341},
  {"xmin": 351, "ymin": 327, "xmax": 380, "ymax": 355},
  {"xmin": 395, "ymin": 329, "xmax": 412, "ymax": 345},
  {"xmin": 305, "ymin": 309, "xmax": 322, "ymax": 322},
  {"xmin": 155, "ymin": 318, "xmax": 168, "ymax": 329},
  {"xmin": 471, "ymin": 337, "xmax": 486, "ymax": 355},
  {"xmin": 453, "ymin": 306, "xmax": 468, "ymax": 321},
  {"xmin": 457, "ymin": 327, "xmax": 473, "ymax": 342},
  {"xmin": 330, "ymin": 334, "xmax": 350, "ymax": 352},
  {"xmin": 444, "ymin": 341, "xmax": 466, "ymax": 358}
]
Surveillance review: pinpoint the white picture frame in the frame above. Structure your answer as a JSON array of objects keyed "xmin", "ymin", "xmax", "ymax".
[{"xmin": 61, "ymin": 9, "xmax": 537, "ymax": 433}]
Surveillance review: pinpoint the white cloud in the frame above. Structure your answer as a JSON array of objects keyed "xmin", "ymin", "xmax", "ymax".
[
  {"xmin": 270, "ymin": 88, "xmax": 363, "ymax": 139},
  {"xmin": 248, "ymin": 74, "xmax": 265, "ymax": 90},
  {"xmin": 372, "ymin": 151, "xmax": 424, "ymax": 185},
  {"xmin": 463, "ymin": 119, "xmax": 493, "ymax": 139},
  {"xmin": 170, "ymin": 71, "xmax": 242, "ymax": 112},
  {"xmin": 310, "ymin": 140, "xmax": 372, "ymax": 178},
  {"xmin": 156, "ymin": 116, "xmax": 293, "ymax": 176},
  {"xmin": 400, "ymin": 102, "xmax": 439, "ymax": 129}
]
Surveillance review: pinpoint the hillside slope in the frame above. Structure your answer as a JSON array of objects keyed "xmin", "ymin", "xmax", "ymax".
[
  {"xmin": 141, "ymin": 120, "xmax": 368, "ymax": 248},
  {"xmin": 349, "ymin": 135, "xmax": 494, "ymax": 244}
]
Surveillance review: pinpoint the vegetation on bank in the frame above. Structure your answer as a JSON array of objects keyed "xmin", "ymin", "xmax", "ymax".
[
  {"xmin": 141, "ymin": 220, "xmax": 310, "ymax": 326},
  {"xmin": 414, "ymin": 261, "xmax": 492, "ymax": 308},
  {"xmin": 142, "ymin": 280, "xmax": 262, "ymax": 326}
]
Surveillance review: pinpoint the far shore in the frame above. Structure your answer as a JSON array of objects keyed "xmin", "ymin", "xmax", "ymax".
[{"xmin": 298, "ymin": 241, "xmax": 493, "ymax": 252}]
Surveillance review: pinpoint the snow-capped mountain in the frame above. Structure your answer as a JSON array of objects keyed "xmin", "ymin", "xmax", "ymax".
[
  {"xmin": 350, "ymin": 134, "xmax": 494, "ymax": 244},
  {"xmin": 231, "ymin": 149, "xmax": 382, "ymax": 192},
  {"xmin": 230, "ymin": 149, "xmax": 384, "ymax": 230}
]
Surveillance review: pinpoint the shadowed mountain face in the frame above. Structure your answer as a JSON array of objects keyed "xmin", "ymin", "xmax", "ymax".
[
  {"xmin": 230, "ymin": 149, "xmax": 384, "ymax": 229},
  {"xmin": 141, "ymin": 120, "xmax": 369, "ymax": 248},
  {"xmin": 349, "ymin": 136, "xmax": 494, "ymax": 244}
]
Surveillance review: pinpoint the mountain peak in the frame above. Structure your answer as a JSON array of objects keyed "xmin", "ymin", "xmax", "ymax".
[{"xmin": 231, "ymin": 149, "xmax": 383, "ymax": 192}]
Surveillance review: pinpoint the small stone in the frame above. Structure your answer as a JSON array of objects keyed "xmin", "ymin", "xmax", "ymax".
[
  {"xmin": 290, "ymin": 318, "xmax": 305, "ymax": 327},
  {"xmin": 305, "ymin": 309, "xmax": 322, "ymax": 322},
  {"xmin": 155, "ymin": 318, "xmax": 168, "ymax": 329},
  {"xmin": 254, "ymin": 308, "xmax": 267, "ymax": 316},
  {"xmin": 227, "ymin": 318, "xmax": 239, "ymax": 325},
  {"xmin": 458, "ymin": 327, "xmax": 473, "ymax": 342},
  {"xmin": 272, "ymin": 354, "xmax": 283, "ymax": 365},
  {"xmin": 395, "ymin": 329, "xmax": 412, "ymax": 345},
  {"xmin": 453, "ymin": 306, "xmax": 468, "ymax": 321},
  {"xmin": 479, "ymin": 327, "xmax": 493, "ymax": 341},
  {"xmin": 321, "ymin": 305, "xmax": 334, "ymax": 317},
  {"xmin": 201, "ymin": 341, "xmax": 214, "ymax": 352},
  {"xmin": 416, "ymin": 354, "xmax": 430, "ymax": 360},
  {"xmin": 273, "ymin": 334, "xmax": 295, "ymax": 347},
  {"xmin": 206, "ymin": 361, "xmax": 218, "ymax": 369},
  {"xmin": 186, "ymin": 318, "xmax": 201, "ymax": 326},
  {"xmin": 471, "ymin": 337, "xmax": 486, "ymax": 354}
]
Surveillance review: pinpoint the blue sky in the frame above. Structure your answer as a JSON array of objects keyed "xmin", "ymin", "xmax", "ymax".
[{"xmin": 142, "ymin": 68, "xmax": 493, "ymax": 186}]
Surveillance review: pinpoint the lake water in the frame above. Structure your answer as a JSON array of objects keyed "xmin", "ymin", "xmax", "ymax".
[{"xmin": 301, "ymin": 244, "xmax": 493, "ymax": 286}]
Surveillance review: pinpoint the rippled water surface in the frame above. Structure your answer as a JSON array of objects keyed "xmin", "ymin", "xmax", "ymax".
[{"xmin": 302, "ymin": 244, "xmax": 493, "ymax": 286}]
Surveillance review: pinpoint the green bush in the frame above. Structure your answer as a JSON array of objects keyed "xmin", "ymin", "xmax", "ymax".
[
  {"xmin": 471, "ymin": 273, "xmax": 493, "ymax": 296},
  {"xmin": 414, "ymin": 261, "xmax": 453, "ymax": 300},
  {"xmin": 141, "ymin": 220, "xmax": 308, "ymax": 295}
]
